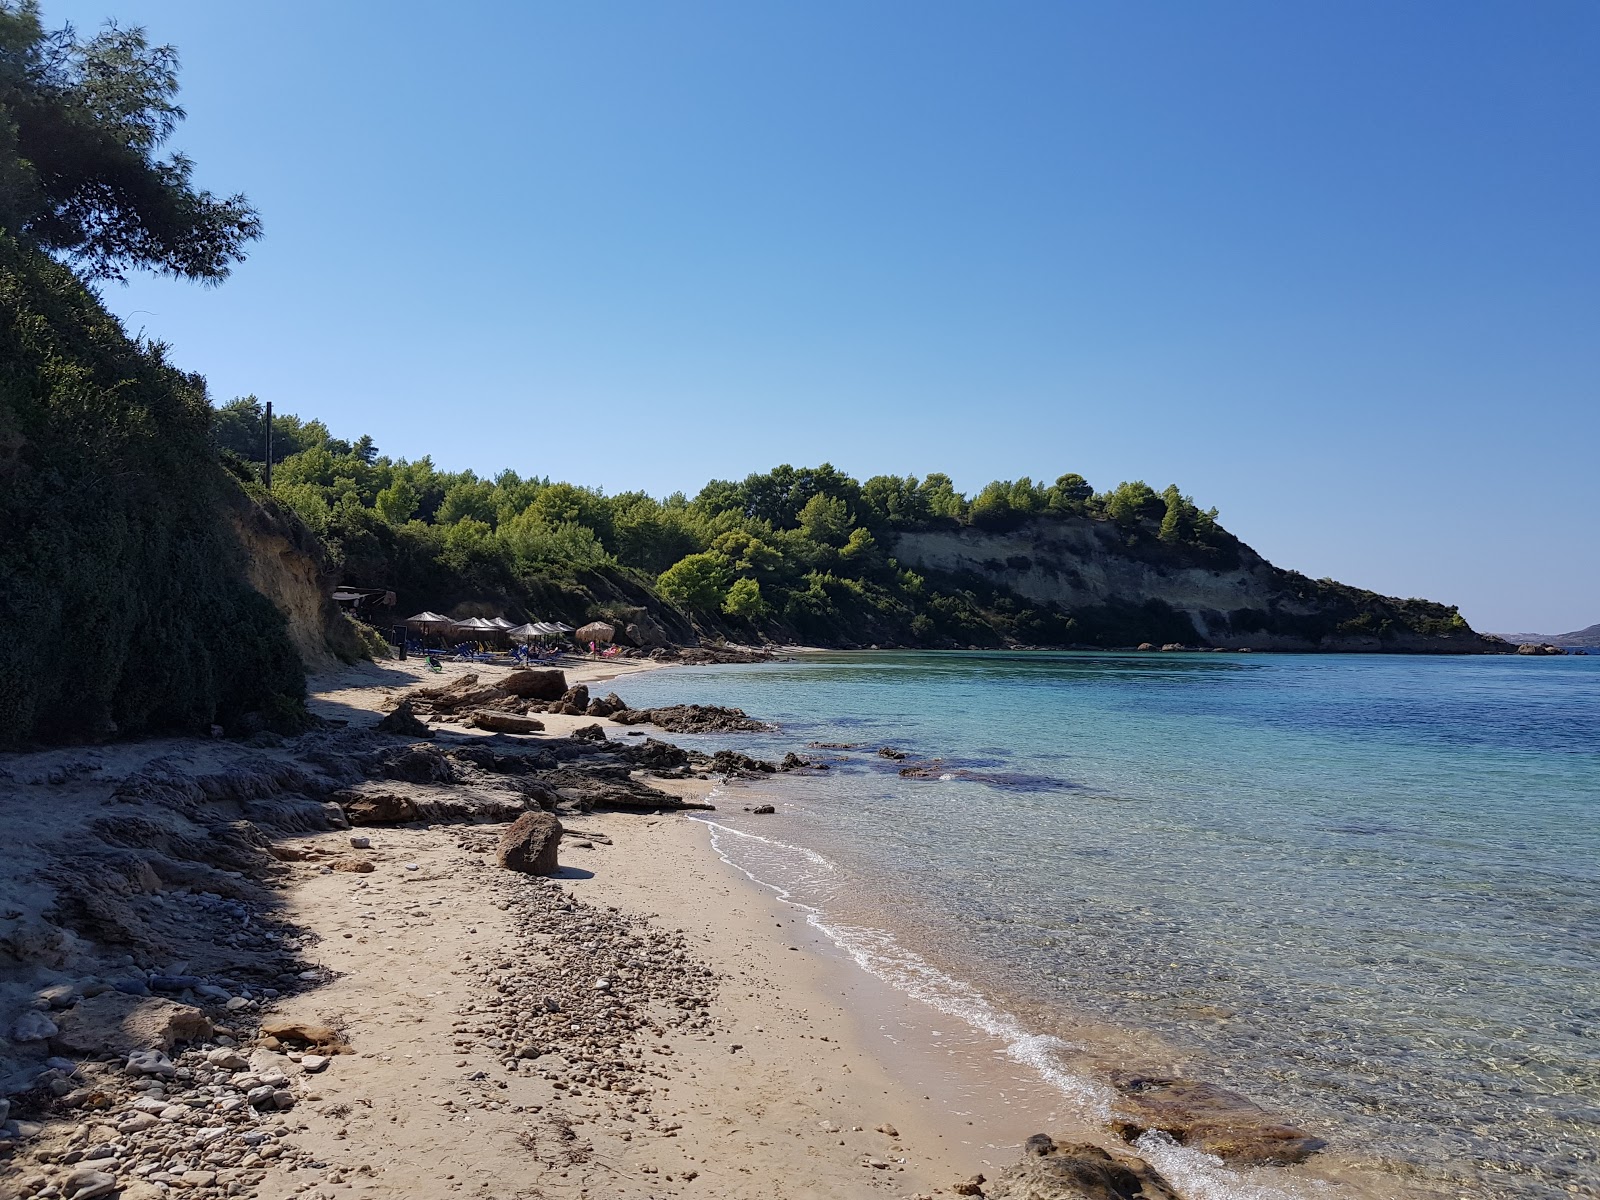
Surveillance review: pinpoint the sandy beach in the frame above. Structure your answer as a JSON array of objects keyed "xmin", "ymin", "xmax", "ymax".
[{"xmin": 1, "ymin": 654, "xmax": 1034, "ymax": 1200}]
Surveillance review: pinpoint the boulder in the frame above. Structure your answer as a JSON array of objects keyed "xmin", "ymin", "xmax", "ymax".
[
  {"xmin": 51, "ymin": 993, "xmax": 212, "ymax": 1056},
  {"xmin": 585, "ymin": 692, "xmax": 628, "ymax": 718},
  {"xmin": 1107, "ymin": 1072, "xmax": 1325, "ymax": 1165},
  {"xmin": 624, "ymin": 614, "xmax": 669, "ymax": 647},
  {"xmin": 559, "ymin": 684, "xmax": 590, "ymax": 713},
  {"xmin": 709, "ymin": 749, "xmax": 776, "ymax": 775},
  {"xmin": 877, "ymin": 746, "xmax": 907, "ymax": 760},
  {"xmin": 375, "ymin": 700, "xmax": 432, "ymax": 737},
  {"xmin": 468, "ymin": 710, "xmax": 546, "ymax": 735},
  {"xmin": 1516, "ymin": 643, "xmax": 1563, "ymax": 656},
  {"xmin": 496, "ymin": 811, "xmax": 563, "ymax": 875},
  {"xmin": 625, "ymin": 738, "xmax": 689, "ymax": 770},
  {"xmin": 501, "ymin": 668, "xmax": 568, "ymax": 700},
  {"xmin": 984, "ymin": 1139, "xmax": 1179, "ymax": 1200},
  {"xmin": 570, "ymin": 723, "xmax": 607, "ymax": 742},
  {"xmin": 332, "ymin": 785, "xmax": 418, "ymax": 824}
]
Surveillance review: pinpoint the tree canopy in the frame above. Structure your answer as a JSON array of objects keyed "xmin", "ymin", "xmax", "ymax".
[{"xmin": 0, "ymin": 1, "xmax": 259, "ymax": 281}]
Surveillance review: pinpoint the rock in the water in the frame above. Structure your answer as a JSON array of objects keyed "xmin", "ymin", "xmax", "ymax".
[
  {"xmin": 501, "ymin": 668, "xmax": 568, "ymax": 699},
  {"xmin": 376, "ymin": 699, "xmax": 433, "ymax": 737},
  {"xmin": 1108, "ymin": 1072, "xmax": 1326, "ymax": 1165},
  {"xmin": 750, "ymin": 804, "xmax": 776, "ymax": 815},
  {"xmin": 616, "ymin": 703, "xmax": 770, "ymax": 733},
  {"xmin": 469, "ymin": 710, "xmax": 546, "ymax": 734},
  {"xmin": 51, "ymin": 993, "xmax": 212, "ymax": 1056},
  {"xmin": 877, "ymin": 746, "xmax": 907, "ymax": 760},
  {"xmin": 984, "ymin": 1140, "xmax": 1179, "ymax": 1200},
  {"xmin": 624, "ymin": 737, "xmax": 689, "ymax": 769},
  {"xmin": 497, "ymin": 811, "xmax": 563, "ymax": 875}
]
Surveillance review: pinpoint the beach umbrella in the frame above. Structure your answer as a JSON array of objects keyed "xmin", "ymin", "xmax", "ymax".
[
  {"xmin": 550, "ymin": 621, "xmax": 575, "ymax": 633},
  {"xmin": 486, "ymin": 617, "xmax": 516, "ymax": 630},
  {"xmin": 574, "ymin": 621, "xmax": 615, "ymax": 644},
  {"xmin": 404, "ymin": 611, "xmax": 452, "ymax": 631},
  {"xmin": 506, "ymin": 623, "xmax": 541, "ymax": 641},
  {"xmin": 452, "ymin": 617, "xmax": 498, "ymax": 633}
]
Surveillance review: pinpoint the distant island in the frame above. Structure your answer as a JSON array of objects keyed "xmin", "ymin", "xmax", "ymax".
[{"xmin": 1493, "ymin": 623, "xmax": 1600, "ymax": 650}]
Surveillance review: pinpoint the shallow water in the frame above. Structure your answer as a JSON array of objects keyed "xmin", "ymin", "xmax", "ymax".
[{"xmin": 617, "ymin": 651, "xmax": 1600, "ymax": 1199}]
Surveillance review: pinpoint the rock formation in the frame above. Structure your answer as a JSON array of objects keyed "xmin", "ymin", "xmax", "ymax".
[{"xmin": 496, "ymin": 811, "xmax": 563, "ymax": 875}]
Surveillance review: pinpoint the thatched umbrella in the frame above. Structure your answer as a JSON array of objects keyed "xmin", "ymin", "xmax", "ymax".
[{"xmin": 574, "ymin": 621, "xmax": 615, "ymax": 645}]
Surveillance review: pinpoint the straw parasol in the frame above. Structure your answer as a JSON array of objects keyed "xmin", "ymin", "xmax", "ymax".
[
  {"xmin": 404, "ymin": 611, "xmax": 453, "ymax": 632},
  {"xmin": 574, "ymin": 621, "xmax": 615, "ymax": 644}
]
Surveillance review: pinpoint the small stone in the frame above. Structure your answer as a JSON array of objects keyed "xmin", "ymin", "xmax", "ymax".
[
  {"xmin": 246, "ymin": 1085, "xmax": 276, "ymax": 1108},
  {"xmin": 592, "ymin": 978, "xmax": 611, "ymax": 992},
  {"xmin": 876, "ymin": 1123, "xmax": 899, "ymax": 1137},
  {"xmin": 224, "ymin": 997, "xmax": 251, "ymax": 1011},
  {"xmin": 124, "ymin": 1050, "xmax": 176, "ymax": 1078},
  {"xmin": 118, "ymin": 1113, "xmax": 161, "ymax": 1133},
  {"xmin": 271, "ymin": 1089, "xmax": 296, "ymax": 1110},
  {"xmin": 349, "ymin": 836, "xmax": 372, "ymax": 849},
  {"xmin": 300, "ymin": 1055, "xmax": 329, "ymax": 1073},
  {"xmin": 181, "ymin": 1170, "xmax": 218, "ymax": 1187},
  {"xmin": 953, "ymin": 1175, "xmax": 986, "ymax": 1196},
  {"xmin": 205, "ymin": 1048, "xmax": 247, "ymax": 1070}
]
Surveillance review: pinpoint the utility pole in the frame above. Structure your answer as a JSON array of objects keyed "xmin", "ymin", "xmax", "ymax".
[{"xmin": 263, "ymin": 400, "xmax": 273, "ymax": 489}]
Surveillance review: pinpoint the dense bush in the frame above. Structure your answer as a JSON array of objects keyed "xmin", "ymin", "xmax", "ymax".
[{"xmin": 0, "ymin": 237, "xmax": 305, "ymax": 745}]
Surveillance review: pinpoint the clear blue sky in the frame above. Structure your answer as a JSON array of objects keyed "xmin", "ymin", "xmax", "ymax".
[{"xmin": 51, "ymin": 1, "xmax": 1599, "ymax": 633}]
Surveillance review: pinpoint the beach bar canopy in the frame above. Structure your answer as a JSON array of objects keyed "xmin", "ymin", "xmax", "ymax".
[
  {"xmin": 404, "ymin": 611, "xmax": 453, "ymax": 632},
  {"xmin": 574, "ymin": 621, "xmax": 615, "ymax": 644}
]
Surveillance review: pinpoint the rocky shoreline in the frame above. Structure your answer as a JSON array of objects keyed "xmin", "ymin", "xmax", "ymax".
[{"xmin": 1, "ymin": 656, "xmax": 1340, "ymax": 1200}]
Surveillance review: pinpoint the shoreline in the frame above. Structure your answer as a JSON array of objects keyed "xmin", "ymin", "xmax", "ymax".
[{"xmin": 0, "ymin": 651, "xmax": 1459, "ymax": 1200}]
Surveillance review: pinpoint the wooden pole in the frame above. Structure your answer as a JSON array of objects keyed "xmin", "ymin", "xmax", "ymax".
[{"xmin": 263, "ymin": 400, "xmax": 273, "ymax": 489}]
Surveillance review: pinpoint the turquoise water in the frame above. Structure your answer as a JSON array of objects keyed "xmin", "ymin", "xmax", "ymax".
[{"xmin": 615, "ymin": 652, "xmax": 1600, "ymax": 1199}]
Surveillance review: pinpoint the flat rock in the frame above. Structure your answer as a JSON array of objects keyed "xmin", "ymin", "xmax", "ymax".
[
  {"xmin": 51, "ymin": 993, "xmax": 212, "ymax": 1056},
  {"xmin": 469, "ymin": 710, "xmax": 546, "ymax": 734},
  {"xmin": 1108, "ymin": 1071, "xmax": 1326, "ymax": 1165},
  {"xmin": 332, "ymin": 780, "xmax": 538, "ymax": 825}
]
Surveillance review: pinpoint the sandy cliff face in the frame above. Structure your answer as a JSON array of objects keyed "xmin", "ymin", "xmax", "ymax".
[
  {"xmin": 227, "ymin": 493, "xmax": 363, "ymax": 673},
  {"xmin": 890, "ymin": 518, "xmax": 1501, "ymax": 652}
]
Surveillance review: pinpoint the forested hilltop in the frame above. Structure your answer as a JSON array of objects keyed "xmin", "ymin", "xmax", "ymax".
[{"xmin": 218, "ymin": 398, "xmax": 1500, "ymax": 653}]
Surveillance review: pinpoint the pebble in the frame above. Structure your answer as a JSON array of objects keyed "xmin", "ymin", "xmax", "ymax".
[
  {"xmin": 300, "ymin": 1055, "xmax": 329, "ymax": 1073},
  {"xmin": 124, "ymin": 1051, "xmax": 176, "ymax": 1079},
  {"xmin": 349, "ymin": 836, "xmax": 372, "ymax": 849}
]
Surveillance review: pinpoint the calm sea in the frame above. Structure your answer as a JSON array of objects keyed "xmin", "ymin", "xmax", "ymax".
[{"xmin": 614, "ymin": 651, "xmax": 1600, "ymax": 1200}]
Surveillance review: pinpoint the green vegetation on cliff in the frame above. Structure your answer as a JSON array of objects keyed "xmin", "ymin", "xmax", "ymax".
[
  {"xmin": 225, "ymin": 405, "xmax": 1476, "ymax": 651},
  {"xmin": 0, "ymin": 2, "xmax": 305, "ymax": 747}
]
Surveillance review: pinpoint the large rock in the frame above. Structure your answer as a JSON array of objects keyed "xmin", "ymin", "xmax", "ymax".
[
  {"xmin": 501, "ymin": 669, "xmax": 567, "ymax": 700},
  {"xmin": 616, "ymin": 703, "xmax": 771, "ymax": 733},
  {"xmin": 985, "ymin": 1138, "xmax": 1179, "ymax": 1200},
  {"xmin": 376, "ymin": 700, "xmax": 433, "ymax": 738},
  {"xmin": 1108, "ymin": 1072, "xmax": 1325, "ymax": 1165},
  {"xmin": 332, "ymin": 781, "xmax": 536, "ymax": 824},
  {"xmin": 552, "ymin": 684, "xmax": 590, "ymax": 716},
  {"xmin": 496, "ymin": 811, "xmax": 563, "ymax": 875},
  {"xmin": 585, "ymin": 692, "xmax": 627, "ymax": 718},
  {"xmin": 51, "ymin": 993, "xmax": 212, "ymax": 1057},
  {"xmin": 468, "ymin": 710, "xmax": 546, "ymax": 734}
]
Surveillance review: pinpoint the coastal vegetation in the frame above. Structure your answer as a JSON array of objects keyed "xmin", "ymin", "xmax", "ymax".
[
  {"xmin": 216, "ymin": 398, "xmax": 1476, "ymax": 651},
  {"xmin": 0, "ymin": 1, "xmax": 306, "ymax": 747}
]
